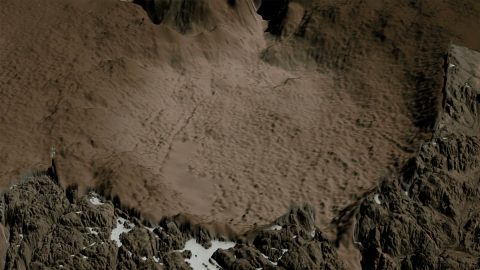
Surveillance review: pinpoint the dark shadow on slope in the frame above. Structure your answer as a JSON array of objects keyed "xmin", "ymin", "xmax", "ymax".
[
  {"xmin": 256, "ymin": 0, "xmax": 290, "ymax": 35},
  {"xmin": 133, "ymin": 0, "xmax": 171, "ymax": 24}
]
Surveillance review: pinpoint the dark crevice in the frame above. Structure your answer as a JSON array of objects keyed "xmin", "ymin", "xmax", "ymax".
[
  {"xmin": 133, "ymin": 0, "xmax": 171, "ymax": 25},
  {"xmin": 256, "ymin": 0, "xmax": 290, "ymax": 35}
]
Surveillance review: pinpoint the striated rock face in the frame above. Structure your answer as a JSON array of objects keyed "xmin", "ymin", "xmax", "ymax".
[{"xmin": 355, "ymin": 45, "xmax": 480, "ymax": 269}]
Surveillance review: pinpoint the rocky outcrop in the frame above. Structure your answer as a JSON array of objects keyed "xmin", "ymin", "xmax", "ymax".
[
  {"xmin": 0, "ymin": 174, "xmax": 343, "ymax": 269},
  {"xmin": 1, "ymin": 173, "xmax": 192, "ymax": 269},
  {"xmin": 354, "ymin": 45, "xmax": 480, "ymax": 269},
  {"xmin": 213, "ymin": 205, "xmax": 345, "ymax": 270}
]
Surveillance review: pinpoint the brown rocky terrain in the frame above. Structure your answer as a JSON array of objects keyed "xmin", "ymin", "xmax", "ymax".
[
  {"xmin": 1, "ymin": 44, "xmax": 480, "ymax": 269},
  {"xmin": 0, "ymin": 173, "xmax": 344, "ymax": 269},
  {"xmin": 353, "ymin": 44, "xmax": 480, "ymax": 269},
  {"xmin": 1, "ymin": 0, "xmax": 480, "ymax": 240}
]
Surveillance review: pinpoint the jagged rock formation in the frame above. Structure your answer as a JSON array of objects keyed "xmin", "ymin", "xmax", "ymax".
[
  {"xmin": 354, "ymin": 45, "xmax": 480, "ymax": 269},
  {"xmin": 0, "ymin": 174, "xmax": 343, "ymax": 269},
  {"xmin": 0, "ymin": 173, "xmax": 202, "ymax": 269},
  {"xmin": 213, "ymin": 205, "xmax": 344, "ymax": 269}
]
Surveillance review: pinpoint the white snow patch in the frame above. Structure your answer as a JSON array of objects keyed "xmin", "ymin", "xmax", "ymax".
[
  {"xmin": 260, "ymin": 252, "xmax": 277, "ymax": 266},
  {"xmin": 278, "ymin": 249, "xmax": 288, "ymax": 262},
  {"xmin": 153, "ymin": 256, "xmax": 160, "ymax": 263},
  {"xmin": 177, "ymin": 238, "xmax": 235, "ymax": 270},
  {"xmin": 59, "ymin": 265, "xmax": 64, "ymax": 268},
  {"xmin": 75, "ymin": 211, "xmax": 82, "ymax": 214},
  {"xmin": 404, "ymin": 191, "xmax": 408, "ymax": 196},
  {"xmin": 145, "ymin": 226, "xmax": 155, "ymax": 232},
  {"xmin": 89, "ymin": 242, "xmax": 96, "ymax": 247},
  {"xmin": 141, "ymin": 256, "xmax": 147, "ymax": 261},
  {"xmin": 268, "ymin": 248, "xmax": 288, "ymax": 266},
  {"xmin": 87, "ymin": 227, "xmax": 99, "ymax": 235},
  {"xmin": 81, "ymin": 255, "xmax": 88, "ymax": 260},
  {"xmin": 110, "ymin": 217, "xmax": 134, "ymax": 247},
  {"xmin": 269, "ymin": 225, "xmax": 282, "ymax": 231},
  {"xmin": 261, "ymin": 249, "xmax": 288, "ymax": 266},
  {"xmin": 373, "ymin": 194, "xmax": 382, "ymax": 205},
  {"xmin": 448, "ymin": 63, "xmax": 455, "ymax": 68},
  {"xmin": 310, "ymin": 230, "xmax": 315, "ymax": 238},
  {"xmin": 70, "ymin": 255, "xmax": 75, "ymax": 257},
  {"xmin": 89, "ymin": 195, "xmax": 104, "ymax": 206},
  {"xmin": 292, "ymin": 235, "xmax": 297, "ymax": 239}
]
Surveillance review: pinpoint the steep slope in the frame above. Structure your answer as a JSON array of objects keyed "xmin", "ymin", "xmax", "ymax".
[{"xmin": 353, "ymin": 45, "xmax": 480, "ymax": 269}]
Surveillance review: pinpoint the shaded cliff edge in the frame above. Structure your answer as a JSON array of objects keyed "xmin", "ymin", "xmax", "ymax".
[
  {"xmin": 333, "ymin": 44, "xmax": 480, "ymax": 269},
  {"xmin": 351, "ymin": 44, "xmax": 480, "ymax": 269},
  {"xmin": 1, "ymin": 44, "xmax": 480, "ymax": 269}
]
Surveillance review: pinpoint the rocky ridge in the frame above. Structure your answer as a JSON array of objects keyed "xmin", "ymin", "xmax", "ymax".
[
  {"xmin": 0, "ymin": 174, "xmax": 343, "ymax": 269},
  {"xmin": 353, "ymin": 44, "xmax": 480, "ymax": 269},
  {"xmin": 1, "ymin": 45, "xmax": 480, "ymax": 269}
]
